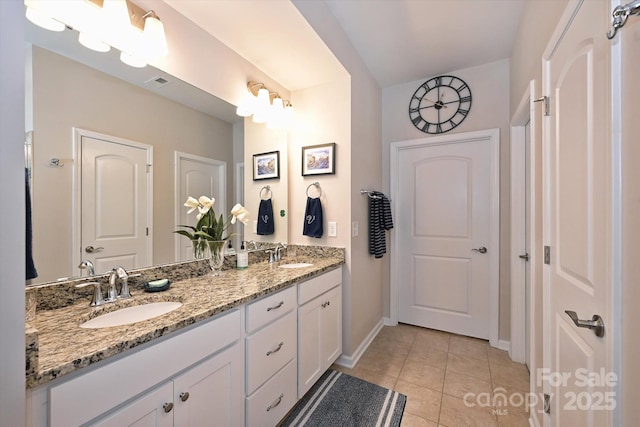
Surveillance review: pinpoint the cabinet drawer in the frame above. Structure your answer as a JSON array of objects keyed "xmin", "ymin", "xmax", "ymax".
[
  {"xmin": 246, "ymin": 310, "xmax": 296, "ymax": 394},
  {"xmin": 298, "ymin": 267, "xmax": 342, "ymax": 305},
  {"xmin": 246, "ymin": 359, "xmax": 297, "ymax": 427},
  {"xmin": 246, "ymin": 286, "xmax": 296, "ymax": 333}
]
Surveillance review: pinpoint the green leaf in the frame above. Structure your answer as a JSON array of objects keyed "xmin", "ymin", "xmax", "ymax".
[{"xmin": 174, "ymin": 230, "xmax": 195, "ymax": 240}]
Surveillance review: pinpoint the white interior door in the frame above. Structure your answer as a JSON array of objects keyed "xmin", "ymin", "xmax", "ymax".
[
  {"xmin": 175, "ymin": 152, "xmax": 226, "ymax": 261},
  {"xmin": 78, "ymin": 130, "xmax": 152, "ymax": 276},
  {"xmin": 544, "ymin": 0, "xmax": 613, "ymax": 424},
  {"xmin": 524, "ymin": 120, "xmax": 531, "ymax": 369},
  {"xmin": 394, "ymin": 130, "xmax": 499, "ymax": 341}
]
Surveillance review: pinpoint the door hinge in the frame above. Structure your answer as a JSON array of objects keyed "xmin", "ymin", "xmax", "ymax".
[
  {"xmin": 534, "ymin": 96, "xmax": 550, "ymax": 116},
  {"xmin": 146, "ymin": 164, "xmax": 151, "ymax": 173},
  {"xmin": 544, "ymin": 393, "xmax": 551, "ymax": 414},
  {"xmin": 146, "ymin": 227, "xmax": 149, "ymax": 236},
  {"xmin": 544, "ymin": 245, "xmax": 551, "ymax": 265}
]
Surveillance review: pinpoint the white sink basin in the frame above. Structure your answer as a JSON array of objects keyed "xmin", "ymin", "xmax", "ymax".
[
  {"xmin": 278, "ymin": 263, "xmax": 314, "ymax": 269},
  {"xmin": 80, "ymin": 301, "xmax": 182, "ymax": 329}
]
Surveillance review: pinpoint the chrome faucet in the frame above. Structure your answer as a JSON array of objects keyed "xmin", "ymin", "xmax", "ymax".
[
  {"xmin": 75, "ymin": 281, "xmax": 104, "ymax": 307},
  {"xmin": 108, "ymin": 266, "xmax": 130, "ymax": 301},
  {"xmin": 78, "ymin": 259, "xmax": 95, "ymax": 276},
  {"xmin": 275, "ymin": 243, "xmax": 287, "ymax": 261}
]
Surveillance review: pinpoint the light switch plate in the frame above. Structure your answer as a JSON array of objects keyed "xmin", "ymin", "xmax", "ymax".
[
  {"xmin": 328, "ymin": 221, "xmax": 337, "ymax": 237},
  {"xmin": 352, "ymin": 221, "xmax": 359, "ymax": 237}
]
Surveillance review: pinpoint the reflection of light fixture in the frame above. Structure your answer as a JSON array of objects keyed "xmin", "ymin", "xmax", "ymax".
[
  {"xmin": 23, "ymin": 0, "xmax": 169, "ymax": 68},
  {"xmin": 236, "ymin": 81, "xmax": 294, "ymax": 129}
]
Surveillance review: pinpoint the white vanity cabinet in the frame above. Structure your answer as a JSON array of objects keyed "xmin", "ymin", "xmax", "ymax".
[
  {"xmin": 297, "ymin": 267, "xmax": 342, "ymax": 398},
  {"xmin": 245, "ymin": 286, "xmax": 298, "ymax": 427},
  {"xmin": 27, "ymin": 309, "xmax": 244, "ymax": 427},
  {"xmin": 93, "ymin": 343, "xmax": 243, "ymax": 427}
]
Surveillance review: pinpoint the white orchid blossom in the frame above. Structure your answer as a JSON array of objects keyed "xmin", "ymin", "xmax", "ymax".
[
  {"xmin": 177, "ymin": 196, "xmax": 250, "ymax": 242},
  {"xmin": 196, "ymin": 196, "xmax": 214, "ymax": 220},
  {"xmin": 184, "ymin": 196, "xmax": 200, "ymax": 214},
  {"xmin": 230, "ymin": 204, "xmax": 250, "ymax": 225}
]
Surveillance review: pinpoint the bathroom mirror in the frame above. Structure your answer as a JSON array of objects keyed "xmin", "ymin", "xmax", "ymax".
[{"xmin": 25, "ymin": 21, "xmax": 288, "ymax": 286}]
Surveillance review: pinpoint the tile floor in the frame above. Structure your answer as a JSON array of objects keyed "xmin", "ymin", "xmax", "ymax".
[{"xmin": 331, "ymin": 324, "xmax": 531, "ymax": 427}]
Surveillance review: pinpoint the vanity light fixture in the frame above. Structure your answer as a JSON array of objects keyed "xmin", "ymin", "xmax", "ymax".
[
  {"xmin": 24, "ymin": 0, "xmax": 169, "ymax": 69},
  {"xmin": 235, "ymin": 81, "xmax": 294, "ymax": 129}
]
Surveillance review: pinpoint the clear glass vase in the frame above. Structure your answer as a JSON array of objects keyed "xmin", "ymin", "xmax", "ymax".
[
  {"xmin": 206, "ymin": 240, "xmax": 226, "ymax": 276},
  {"xmin": 192, "ymin": 238, "xmax": 207, "ymax": 260}
]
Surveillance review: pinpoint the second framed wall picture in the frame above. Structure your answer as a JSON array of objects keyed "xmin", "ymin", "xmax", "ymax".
[
  {"xmin": 302, "ymin": 143, "xmax": 336, "ymax": 176},
  {"xmin": 253, "ymin": 151, "xmax": 280, "ymax": 180}
]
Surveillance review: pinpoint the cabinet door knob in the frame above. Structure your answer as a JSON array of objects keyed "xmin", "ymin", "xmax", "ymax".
[
  {"xmin": 266, "ymin": 394, "xmax": 284, "ymax": 412},
  {"xmin": 163, "ymin": 402, "xmax": 174, "ymax": 413},
  {"xmin": 179, "ymin": 391, "xmax": 190, "ymax": 402},
  {"xmin": 266, "ymin": 341, "xmax": 284, "ymax": 356}
]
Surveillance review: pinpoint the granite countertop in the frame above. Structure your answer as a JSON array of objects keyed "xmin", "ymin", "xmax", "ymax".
[{"xmin": 26, "ymin": 253, "xmax": 344, "ymax": 389}]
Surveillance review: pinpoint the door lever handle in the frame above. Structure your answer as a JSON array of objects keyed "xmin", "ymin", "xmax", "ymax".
[
  {"xmin": 471, "ymin": 246, "xmax": 487, "ymax": 254},
  {"xmin": 85, "ymin": 246, "xmax": 104, "ymax": 253},
  {"xmin": 519, "ymin": 253, "xmax": 529, "ymax": 261},
  {"xmin": 564, "ymin": 310, "xmax": 605, "ymax": 337}
]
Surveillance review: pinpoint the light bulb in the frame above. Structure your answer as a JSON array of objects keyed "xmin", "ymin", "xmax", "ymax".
[
  {"xmin": 252, "ymin": 88, "xmax": 270, "ymax": 123},
  {"xmin": 120, "ymin": 51, "xmax": 147, "ymax": 68},
  {"xmin": 78, "ymin": 32, "xmax": 110, "ymax": 52},
  {"xmin": 25, "ymin": 6, "xmax": 65, "ymax": 32},
  {"xmin": 142, "ymin": 15, "xmax": 168, "ymax": 60}
]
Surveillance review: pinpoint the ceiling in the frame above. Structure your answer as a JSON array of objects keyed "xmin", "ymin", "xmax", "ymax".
[{"xmin": 163, "ymin": 0, "xmax": 527, "ymax": 90}]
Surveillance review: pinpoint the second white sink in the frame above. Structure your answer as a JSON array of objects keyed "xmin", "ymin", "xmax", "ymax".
[
  {"xmin": 278, "ymin": 263, "xmax": 314, "ymax": 269},
  {"xmin": 80, "ymin": 301, "xmax": 183, "ymax": 329}
]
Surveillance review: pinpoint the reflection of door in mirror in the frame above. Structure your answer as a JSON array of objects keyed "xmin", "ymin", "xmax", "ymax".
[
  {"xmin": 76, "ymin": 129, "xmax": 152, "ymax": 277},
  {"xmin": 175, "ymin": 152, "xmax": 226, "ymax": 261}
]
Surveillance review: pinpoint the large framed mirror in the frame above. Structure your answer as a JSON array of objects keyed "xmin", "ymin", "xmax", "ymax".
[{"xmin": 26, "ymin": 19, "xmax": 288, "ymax": 286}]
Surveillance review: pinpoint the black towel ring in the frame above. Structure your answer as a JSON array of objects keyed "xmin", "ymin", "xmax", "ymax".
[
  {"xmin": 260, "ymin": 185, "xmax": 272, "ymax": 200},
  {"xmin": 306, "ymin": 182, "xmax": 322, "ymax": 198}
]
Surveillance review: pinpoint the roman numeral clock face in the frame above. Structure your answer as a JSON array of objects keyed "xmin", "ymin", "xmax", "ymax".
[{"xmin": 409, "ymin": 75, "xmax": 472, "ymax": 134}]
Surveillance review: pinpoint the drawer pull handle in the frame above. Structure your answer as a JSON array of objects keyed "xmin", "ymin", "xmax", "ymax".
[
  {"xmin": 163, "ymin": 402, "xmax": 174, "ymax": 413},
  {"xmin": 266, "ymin": 341, "xmax": 284, "ymax": 356},
  {"xmin": 179, "ymin": 392, "xmax": 190, "ymax": 402},
  {"xmin": 267, "ymin": 301, "xmax": 284, "ymax": 312},
  {"xmin": 267, "ymin": 394, "xmax": 284, "ymax": 412}
]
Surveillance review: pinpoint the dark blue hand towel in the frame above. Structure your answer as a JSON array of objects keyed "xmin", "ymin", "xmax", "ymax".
[
  {"xmin": 257, "ymin": 199, "xmax": 275, "ymax": 235},
  {"xmin": 26, "ymin": 168, "xmax": 38, "ymax": 280},
  {"xmin": 303, "ymin": 197, "xmax": 323, "ymax": 238}
]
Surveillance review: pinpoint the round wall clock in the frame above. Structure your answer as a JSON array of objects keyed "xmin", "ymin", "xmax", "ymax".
[{"xmin": 408, "ymin": 75, "xmax": 472, "ymax": 134}]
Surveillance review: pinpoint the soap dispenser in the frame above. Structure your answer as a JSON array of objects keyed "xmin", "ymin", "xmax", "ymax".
[{"xmin": 237, "ymin": 241, "xmax": 248, "ymax": 269}]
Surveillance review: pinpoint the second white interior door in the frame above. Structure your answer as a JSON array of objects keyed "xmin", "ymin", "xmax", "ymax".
[{"xmin": 395, "ymin": 131, "xmax": 499, "ymax": 340}]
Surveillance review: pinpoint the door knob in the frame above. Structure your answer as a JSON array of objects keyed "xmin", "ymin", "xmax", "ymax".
[
  {"xmin": 471, "ymin": 246, "xmax": 487, "ymax": 254},
  {"xmin": 565, "ymin": 310, "xmax": 605, "ymax": 338},
  {"xmin": 519, "ymin": 253, "xmax": 529, "ymax": 261},
  {"xmin": 85, "ymin": 246, "xmax": 104, "ymax": 253}
]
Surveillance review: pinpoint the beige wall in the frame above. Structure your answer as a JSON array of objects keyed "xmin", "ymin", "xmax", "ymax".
[
  {"xmin": 293, "ymin": 0, "xmax": 383, "ymax": 358},
  {"xmin": 508, "ymin": 0, "xmax": 568, "ymax": 421},
  {"xmin": 31, "ymin": 47, "xmax": 235, "ymax": 283},
  {"xmin": 382, "ymin": 59, "xmax": 512, "ymax": 340}
]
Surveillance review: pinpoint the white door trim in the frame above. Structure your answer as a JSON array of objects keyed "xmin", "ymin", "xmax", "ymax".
[
  {"xmin": 509, "ymin": 80, "xmax": 538, "ymax": 365},
  {"xmin": 390, "ymin": 128, "xmax": 500, "ymax": 347},
  {"xmin": 173, "ymin": 151, "xmax": 227, "ymax": 261},
  {"xmin": 541, "ymin": 0, "xmax": 622, "ymax": 423},
  {"xmin": 72, "ymin": 128, "xmax": 153, "ymax": 277}
]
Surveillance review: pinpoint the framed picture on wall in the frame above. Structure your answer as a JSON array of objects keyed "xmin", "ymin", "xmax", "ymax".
[
  {"xmin": 253, "ymin": 150, "xmax": 280, "ymax": 180},
  {"xmin": 302, "ymin": 143, "xmax": 336, "ymax": 176}
]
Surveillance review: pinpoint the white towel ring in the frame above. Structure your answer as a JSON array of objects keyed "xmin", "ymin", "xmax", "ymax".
[
  {"xmin": 260, "ymin": 185, "xmax": 272, "ymax": 200},
  {"xmin": 306, "ymin": 182, "xmax": 322, "ymax": 198}
]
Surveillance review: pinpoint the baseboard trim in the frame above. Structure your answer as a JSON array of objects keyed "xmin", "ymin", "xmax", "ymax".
[
  {"xmin": 496, "ymin": 339, "xmax": 510, "ymax": 352},
  {"xmin": 334, "ymin": 318, "xmax": 384, "ymax": 369}
]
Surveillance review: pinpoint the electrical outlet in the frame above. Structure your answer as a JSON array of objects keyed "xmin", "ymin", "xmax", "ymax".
[
  {"xmin": 328, "ymin": 221, "xmax": 337, "ymax": 237},
  {"xmin": 352, "ymin": 221, "xmax": 359, "ymax": 237}
]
